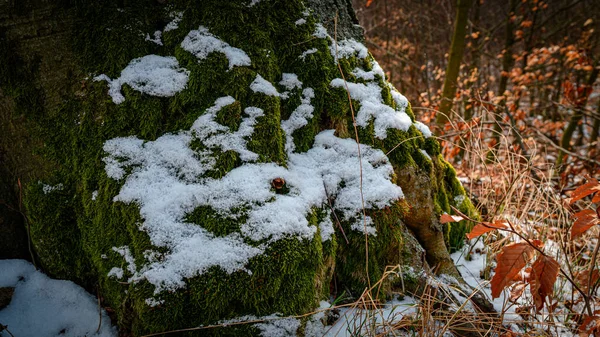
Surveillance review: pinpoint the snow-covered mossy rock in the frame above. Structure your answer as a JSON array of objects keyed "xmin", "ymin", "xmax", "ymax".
[{"xmin": 0, "ymin": 0, "xmax": 479, "ymax": 335}]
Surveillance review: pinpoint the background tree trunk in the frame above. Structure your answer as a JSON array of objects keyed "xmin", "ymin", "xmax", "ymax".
[{"xmin": 436, "ymin": 0, "xmax": 473, "ymax": 127}]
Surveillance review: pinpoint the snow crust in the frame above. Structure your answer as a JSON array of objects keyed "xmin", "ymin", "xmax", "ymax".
[
  {"xmin": 299, "ymin": 48, "xmax": 318, "ymax": 60},
  {"xmin": 280, "ymin": 88, "xmax": 314, "ymax": 153},
  {"xmin": 94, "ymin": 55, "xmax": 189, "ymax": 104},
  {"xmin": 163, "ymin": 11, "xmax": 183, "ymax": 32},
  {"xmin": 414, "ymin": 121, "xmax": 432, "ymax": 138},
  {"xmin": 145, "ymin": 30, "xmax": 162, "ymax": 45},
  {"xmin": 330, "ymin": 79, "xmax": 412, "ymax": 139},
  {"xmin": 295, "ymin": 18, "xmax": 306, "ymax": 26},
  {"xmin": 279, "ymin": 73, "xmax": 303, "ymax": 91},
  {"xmin": 182, "ymin": 26, "xmax": 251, "ymax": 70},
  {"xmin": 42, "ymin": 183, "xmax": 63, "ymax": 194},
  {"xmin": 250, "ymin": 74, "xmax": 279, "ymax": 96},
  {"xmin": 103, "ymin": 93, "xmax": 403, "ymax": 295},
  {"xmin": 0, "ymin": 259, "xmax": 117, "ymax": 337}
]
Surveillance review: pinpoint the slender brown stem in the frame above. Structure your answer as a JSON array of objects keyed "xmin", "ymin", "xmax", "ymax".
[
  {"xmin": 587, "ymin": 230, "xmax": 600, "ymax": 299},
  {"xmin": 323, "ymin": 182, "xmax": 349, "ymax": 244},
  {"xmin": 333, "ymin": 12, "xmax": 371, "ymax": 289}
]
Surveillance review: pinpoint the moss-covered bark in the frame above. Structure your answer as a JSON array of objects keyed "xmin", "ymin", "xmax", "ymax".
[{"xmin": 0, "ymin": 0, "xmax": 479, "ymax": 335}]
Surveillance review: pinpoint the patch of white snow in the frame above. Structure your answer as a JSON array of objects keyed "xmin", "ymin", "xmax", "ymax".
[
  {"xmin": 94, "ymin": 55, "xmax": 189, "ymax": 104},
  {"xmin": 0, "ymin": 259, "xmax": 117, "ymax": 337},
  {"xmin": 182, "ymin": 26, "xmax": 251, "ymax": 70},
  {"xmin": 250, "ymin": 74, "xmax": 279, "ymax": 96}
]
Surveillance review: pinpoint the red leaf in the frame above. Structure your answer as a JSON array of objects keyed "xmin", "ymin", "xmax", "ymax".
[
  {"xmin": 570, "ymin": 178, "xmax": 600, "ymax": 204},
  {"xmin": 571, "ymin": 209, "xmax": 600, "ymax": 238},
  {"xmin": 440, "ymin": 214, "xmax": 464, "ymax": 224},
  {"xmin": 491, "ymin": 242, "xmax": 535, "ymax": 298},
  {"xmin": 466, "ymin": 220, "xmax": 507, "ymax": 239},
  {"xmin": 529, "ymin": 256, "xmax": 560, "ymax": 311}
]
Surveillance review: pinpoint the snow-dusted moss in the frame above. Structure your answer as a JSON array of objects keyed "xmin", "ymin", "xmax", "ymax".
[{"xmin": 0, "ymin": 0, "xmax": 477, "ymax": 335}]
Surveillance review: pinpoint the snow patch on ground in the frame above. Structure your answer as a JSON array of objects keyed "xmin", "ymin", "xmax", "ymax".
[
  {"xmin": 0, "ymin": 259, "xmax": 117, "ymax": 337},
  {"xmin": 94, "ymin": 55, "xmax": 189, "ymax": 104},
  {"xmin": 182, "ymin": 26, "xmax": 251, "ymax": 70},
  {"xmin": 452, "ymin": 241, "xmax": 521, "ymax": 323}
]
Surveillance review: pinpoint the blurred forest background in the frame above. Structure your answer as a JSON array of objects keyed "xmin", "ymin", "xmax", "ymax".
[
  {"xmin": 348, "ymin": 2, "xmax": 600, "ymax": 333},
  {"xmin": 353, "ymin": 0, "xmax": 599, "ymax": 183}
]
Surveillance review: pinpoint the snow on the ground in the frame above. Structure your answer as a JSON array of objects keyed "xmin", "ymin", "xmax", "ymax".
[
  {"xmin": 452, "ymin": 240, "xmax": 575, "ymax": 336},
  {"xmin": 451, "ymin": 241, "xmax": 520, "ymax": 321},
  {"xmin": 219, "ymin": 297, "xmax": 418, "ymax": 337},
  {"xmin": 0, "ymin": 259, "xmax": 117, "ymax": 337},
  {"xmin": 322, "ymin": 297, "xmax": 418, "ymax": 337}
]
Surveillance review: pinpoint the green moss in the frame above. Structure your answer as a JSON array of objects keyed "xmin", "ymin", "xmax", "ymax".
[{"xmin": 333, "ymin": 203, "xmax": 411, "ymax": 299}]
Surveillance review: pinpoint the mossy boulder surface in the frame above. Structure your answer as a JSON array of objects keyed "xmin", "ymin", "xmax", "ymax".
[{"xmin": 0, "ymin": 0, "xmax": 477, "ymax": 335}]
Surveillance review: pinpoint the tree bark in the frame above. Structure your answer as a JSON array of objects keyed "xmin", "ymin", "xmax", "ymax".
[
  {"xmin": 436, "ymin": 0, "xmax": 473, "ymax": 127},
  {"xmin": 556, "ymin": 66, "xmax": 599, "ymax": 169},
  {"xmin": 489, "ymin": 0, "xmax": 517, "ymax": 156}
]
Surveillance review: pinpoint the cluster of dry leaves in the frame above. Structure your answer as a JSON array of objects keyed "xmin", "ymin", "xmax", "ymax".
[{"xmin": 443, "ymin": 178, "xmax": 600, "ymax": 335}]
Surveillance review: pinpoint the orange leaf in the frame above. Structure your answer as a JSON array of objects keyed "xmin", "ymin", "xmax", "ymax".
[
  {"xmin": 366, "ymin": 0, "xmax": 374, "ymax": 7},
  {"xmin": 577, "ymin": 269, "xmax": 600, "ymax": 292},
  {"xmin": 571, "ymin": 209, "xmax": 600, "ymax": 238},
  {"xmin": 579, "ymin": 315, "xmax": 600, "ymax": 337},
  {"xmin": 529, "ymin": 255, "xmax": 560, "ymax": 311},
  {"xmin": 491, "ymin": 242, "xmax": 535, "ymax": 298},
  {"xmin": 466, "ymin": 220, "xmax": 507, "ymax": 239},
  {"xmin": 570, "ymin": 178, "xmax": 600, "ymax": 204},
  {"xmin": 510, "ymin": 282, "xmax": 527, "ymax": 302},
  {"xmin": 440, "ymin": 214, "xmax": 464, "ymax": 224}
]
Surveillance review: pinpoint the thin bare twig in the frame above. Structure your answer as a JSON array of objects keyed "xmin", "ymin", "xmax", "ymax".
[
  {"xmin": 323, "ymin": 182, "xmax": 349, "ymax": 244},
  {"xmin": 333, "ymin": 12, "xmax": 371, "ymax": 288}
]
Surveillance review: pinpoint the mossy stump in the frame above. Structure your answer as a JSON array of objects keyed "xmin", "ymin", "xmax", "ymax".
[{"xmin": 0, "ymin": 0, "xmax": 478, "ymax": 335}]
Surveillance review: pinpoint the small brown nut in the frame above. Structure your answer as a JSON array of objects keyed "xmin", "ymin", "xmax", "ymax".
[{"xmin": 271, "ymin": 177, "xmax": 285, "ymax": 190}]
